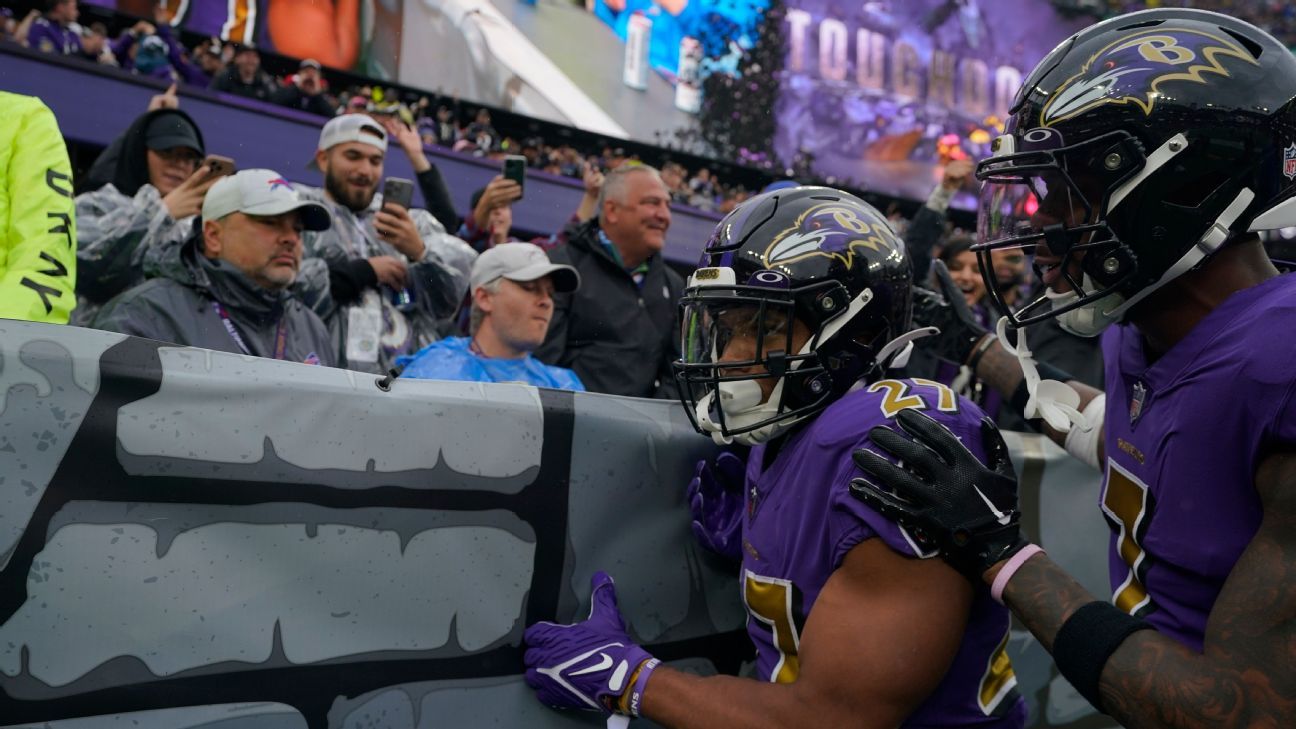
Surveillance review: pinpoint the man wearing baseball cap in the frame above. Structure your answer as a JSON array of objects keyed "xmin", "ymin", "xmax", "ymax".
[
  {"xmin": 210, "ymin": 43, "xmax": 275, "ymax": 102},
  {"xmin": 73, "ymin": 108, "xmax": 211, "ymax": 326},
  {"xmin": 93, "ymin": 169, "xmax": 336, "ymax": 366},
  {"xmin": 295, "ymin": 114, "xmax": 476, "ymax": 374},
  {"xmin": 271, "ymin": 58, "xmax": 333, "ymax": 117},
  {"xmin": 397, "ymin": 243, "xmax": 584, "ymax": 390}
]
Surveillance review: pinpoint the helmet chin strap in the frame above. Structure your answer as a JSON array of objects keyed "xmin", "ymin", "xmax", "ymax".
[{"xmin": 995, "ymin": 316, "xmax": 1085, "ymax": 433}]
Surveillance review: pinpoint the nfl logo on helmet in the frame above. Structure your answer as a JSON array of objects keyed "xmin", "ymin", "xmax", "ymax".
[{"xmin": 1284, "ymin": 143, "xmax": 1296, "ymax": 180}]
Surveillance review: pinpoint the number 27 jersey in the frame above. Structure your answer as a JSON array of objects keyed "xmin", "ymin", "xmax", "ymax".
[{"xmin": 741, "ymin": 379, "xmax": 1026, "ymax": 728}]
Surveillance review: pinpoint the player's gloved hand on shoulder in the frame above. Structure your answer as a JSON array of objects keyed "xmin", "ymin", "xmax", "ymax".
[
  {"xmin": 913, "ymin": 260, "xmax": 993, "ymax": 367},
  {"xmin": 687, "ymin": 451, "xmax": 746, "ymax": 562},
  {"xmin": 524, "ymin": 571, "xmax": 660, "ymax": 717},
  {"xmin": 849, "ymin": 409, "xmax": 1029, "ymax": 581}
]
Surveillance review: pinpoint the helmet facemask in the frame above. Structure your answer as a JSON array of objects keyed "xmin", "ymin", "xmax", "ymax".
[
  {"xmin": 974, "ymin": 128, "xmax": 1145, "ymax": 336},
  {"xmin": 675, "ymin": 268, "xmax": 909, "ymax": 446}
]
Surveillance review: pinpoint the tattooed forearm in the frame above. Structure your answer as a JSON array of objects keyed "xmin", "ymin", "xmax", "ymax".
[
  {"xmin": 1000, "ymin": 452, "xmax": 1296, "ymax": 728},
  {"xmin": 1097, "ymin": 632, "xmax": 1262, "ymax": 729},
  {"xmin": 971, "ymin": 342, "xmax": 1024, "ymax": 400},
  {"xmin": 1096, "ymin": 452, "xmax": 1296, "ymax": 728},
  {"xmin": 999, "ymin": 553, "xmax": 1096, "ymax": 651}
]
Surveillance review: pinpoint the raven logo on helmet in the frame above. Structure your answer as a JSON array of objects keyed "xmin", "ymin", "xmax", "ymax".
[
  {"xmin": 1042, "ymin": 27, "xmax": 1258, "ymax": 126},
  {"xmin": 761, "ymin": 203, "xmax": 896, "ymax": 269}
]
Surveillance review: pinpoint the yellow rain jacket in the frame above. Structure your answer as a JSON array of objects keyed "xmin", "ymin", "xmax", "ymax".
[{"xmin": 0, "ymin": 92, "xmax": 76, "ymax": 323}]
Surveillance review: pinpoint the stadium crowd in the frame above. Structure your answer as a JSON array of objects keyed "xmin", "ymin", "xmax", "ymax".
[
  {"xmin": 4, "ymin": 0, "xmax": 1230, "ymax": 419},
  {"xmin": 7, "ymin": 2, "xmax": 1296, "ymax": 728},
  {"xmin": 13, "ymin": 0, "xmax": 1296, "ymax": 412},
  {"xmin": 2, "ymin": 0, "xmax": 761, "ymax": 214}
]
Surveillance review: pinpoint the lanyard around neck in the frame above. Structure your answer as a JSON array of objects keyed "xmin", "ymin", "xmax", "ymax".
[{"xmin": 212, "ymin": 301, "xmax": 287, "ymax": 360}]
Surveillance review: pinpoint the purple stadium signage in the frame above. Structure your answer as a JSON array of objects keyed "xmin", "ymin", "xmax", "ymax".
[{"xmin": 773, "ymin": 0, "xmax": 1087, "ymax": 204}]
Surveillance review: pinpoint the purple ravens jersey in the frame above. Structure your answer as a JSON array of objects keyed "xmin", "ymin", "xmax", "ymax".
[
  {"xmin": 741, "ymin": 379, "xmax": 1026, "ymax": 728},
  {"xmin": 1099, "ymin": 273, "xmax": 1296, "ymax": 651}
]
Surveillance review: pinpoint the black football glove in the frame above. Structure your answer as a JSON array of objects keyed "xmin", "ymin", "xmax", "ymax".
[
  {"xmin": 849, "ymin": 409, "xmax": 1029, "ymax": 581},
  {"xmin": 913, "ymin": 260, "xmax": 992, "ymax": 366}
]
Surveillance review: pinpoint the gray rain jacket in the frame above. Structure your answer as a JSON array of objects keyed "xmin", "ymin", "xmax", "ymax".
[
  {"xmin": 73, "ymin": 109, "xmax": 203, "ymax": 326},
  {"xmin": 92, "ymin": 236, "xmax": 335, "ymax": 366},
  {"xmin": 73, "ymin": 181, "xmax": 194, "ymax": 326},
  {"xmin": 295, "ymin": 185, "xmax": 476, "ymax": 374}
]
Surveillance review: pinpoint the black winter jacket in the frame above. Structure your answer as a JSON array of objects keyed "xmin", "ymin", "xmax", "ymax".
[{"xmin": 535, "ymin": 219, "xmax": 684, "ymax": 398}]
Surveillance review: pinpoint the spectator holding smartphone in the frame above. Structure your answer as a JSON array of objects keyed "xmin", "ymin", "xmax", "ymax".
[
  {"xmin": 377, "ymin": 115, "xmax": 459, "ymax": 233},
  {"xmin": 457, "ymin": 163, "xmax": 603, "ymax": 252},
  {"xmin": 73, "ymin": 109, "xmax": 216, "ymax": 325},
  {"xmin": 296, "ymin": 114, "xmax": 476, "ymax": 373}
]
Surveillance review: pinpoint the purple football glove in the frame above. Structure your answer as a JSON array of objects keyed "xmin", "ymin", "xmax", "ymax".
[
  {"xmin": 524, "ymin": 572, "xmax": 660, "ymax": 717},
  {"xmin": 687, "ymin": 452, "xmax": 747, "ymax": 561}
]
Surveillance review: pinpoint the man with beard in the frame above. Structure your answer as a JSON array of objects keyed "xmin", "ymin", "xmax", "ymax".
[{"xmin": 296, "ymin": 114, "xmax": 476, "ymax": 373}]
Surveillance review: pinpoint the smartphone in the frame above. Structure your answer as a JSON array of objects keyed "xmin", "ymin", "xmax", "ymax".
[
  {"xmin": 382, "ymin": 177, "xmax": 415, "ymax": 209},
  {"xmin": 503, "ymin": 155, "xmax": 527, "ymax": 199},
  {"xmin": 201, "ymin": 155, "xmax": 236, "ymax": 182}
]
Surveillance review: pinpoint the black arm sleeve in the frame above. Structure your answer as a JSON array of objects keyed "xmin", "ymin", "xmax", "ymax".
[
  {"xmin": 904, "ymin": 205, "xmax": 946, "ymax": 284},
  {"xmin": 416, "ymin": 166, "xmax": 460, "ymax": 233},
  {"xmin": 327, "ymin": 258, "xmax": 378, "ymax": 307}
]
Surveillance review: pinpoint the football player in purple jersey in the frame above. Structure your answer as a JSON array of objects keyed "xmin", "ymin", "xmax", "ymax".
[
  {"xmin": 853, "ymin": 8, "xmax": 1296, "ymax": 728},
  {"xmin": 521, "ymin": 186, "xmax": 1027, "ymax": 728}
]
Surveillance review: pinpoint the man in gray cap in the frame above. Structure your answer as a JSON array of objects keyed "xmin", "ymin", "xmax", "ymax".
[
  {"xmin": 397, "ymin": 242, "xmax": 584, "ymax": 390},
  {"xmin": 94, "ymin": 169, "xmax": 337, "ymax": 366},
  {"xmin": 296, "ymin": 114, "xmax": 477, "ymax": 373}
]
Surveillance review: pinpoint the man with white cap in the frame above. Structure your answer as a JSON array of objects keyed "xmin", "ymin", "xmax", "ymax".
[
  {"xmin": 397, "ymin": 243, "xmax": 584, "ymax": 390},
  {"xmin": 296, "ymin": 114, "xmax": 476, "ymax": 374},
  {"xmin": 94, "ymin": 169, "xmax": 336, "ymax": 366}
]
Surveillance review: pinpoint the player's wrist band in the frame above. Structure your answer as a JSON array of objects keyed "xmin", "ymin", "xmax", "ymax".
[
  {"xmin": 1052, "ymin": 601, "xmax": 1154, "ymax": 712},
  {"xmin": 620, "ymin": 656, "xmax": 660, "ymax": 718},
  {"xmin": 990, "ymin": 544, "xmax": 1044, "ymax": 604}
]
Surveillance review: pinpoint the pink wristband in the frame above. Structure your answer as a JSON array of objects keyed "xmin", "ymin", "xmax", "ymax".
[{"xmin": 991, "ymin": 544, "xmax": 1044, "ymax": 605}]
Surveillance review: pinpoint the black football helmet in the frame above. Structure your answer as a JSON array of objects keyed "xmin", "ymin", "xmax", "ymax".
[
  {"xmin": 975, "ymin": 8, "xmax": 1296, "ymax": 336},
  {"xmin": 674, "ymin": 186, "xmax": 920, "ymax": 445}
]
